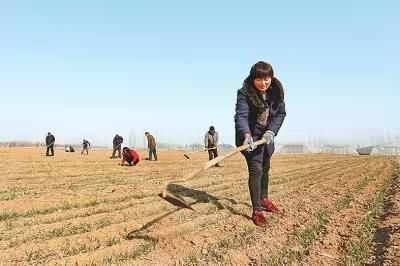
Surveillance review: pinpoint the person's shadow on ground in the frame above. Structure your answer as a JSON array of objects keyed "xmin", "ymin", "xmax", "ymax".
[
  {"xmin": 166, "ymin": 183, "xmax": 251, "ymax": 220},
  {"xmin": 126, "ymin": 183, "xmax": 251, "ymax": 241}
]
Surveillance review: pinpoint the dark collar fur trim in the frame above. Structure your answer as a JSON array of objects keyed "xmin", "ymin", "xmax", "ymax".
[{"xmin": 243, "ymin": 77, "xmax": 284, "ymax": 111}]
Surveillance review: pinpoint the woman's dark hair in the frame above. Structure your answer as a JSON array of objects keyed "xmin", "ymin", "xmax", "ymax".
[
  {"xmin": 244, "ymin": 61, "xmax": 274, "ymax": 88},
  {"xmin": 243, "ymin": 61, "xmax": 284, "ymax": 106},
  {"xmin": 248, "ymin": 61, "xmax": 274, "ymax": 80}
]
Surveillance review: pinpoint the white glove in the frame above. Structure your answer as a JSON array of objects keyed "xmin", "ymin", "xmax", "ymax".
[
  {"xmin": 263, "ymin": 130, "xmax": 275, "ymax": 144},
  {"xmin": 243, "ymin": 134, "xmax": 257, "ymax": 152}
]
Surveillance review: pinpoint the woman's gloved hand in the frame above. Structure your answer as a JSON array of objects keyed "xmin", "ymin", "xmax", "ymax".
[
  {"xmin": 243, "ymin": 133, "xmax": 257, "ymax": 152},
  {"xmin": 263, "ymin": 130, "xmax": 275, "ymax": 144}
]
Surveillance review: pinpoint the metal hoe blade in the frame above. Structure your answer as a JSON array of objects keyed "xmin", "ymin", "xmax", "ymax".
[{"xmin": 158, "ymin": 192, "xmax": 194, "ymax": 210}]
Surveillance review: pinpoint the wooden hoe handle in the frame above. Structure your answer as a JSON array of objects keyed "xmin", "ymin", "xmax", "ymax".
[{"xmin": 162, "ymin": 138, "xmax": 267, "ymax": 193}]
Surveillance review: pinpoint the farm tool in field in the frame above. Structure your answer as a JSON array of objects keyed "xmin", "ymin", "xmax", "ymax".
[
  {"xmin": 159, "ymin": 138, "xmax": 268, "ymax": 209},
  {"xmin": 45, "ymin": 141, "xmax": 55, "ymax": 148},
  {"xmin": 183, "ymin": 147, "xmax": 217, "ymax": 159},
  {"xmin": 109, "ymin": 143, "xmax": 122, "ymax": 158}
]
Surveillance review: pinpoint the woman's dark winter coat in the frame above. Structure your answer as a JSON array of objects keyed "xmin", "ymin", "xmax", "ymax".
[{"xmin": 234, "ymin": 77, "xmax": 286, "ymax": 162}]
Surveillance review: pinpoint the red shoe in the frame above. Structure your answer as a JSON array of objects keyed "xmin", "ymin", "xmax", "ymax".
[
  {"xmin": 252, "ymin": 210, "xmax": 266, "ymax": 226},
  {"xmin": 260, "ymin": 198, "xmax": 279, "ymax": 213}
]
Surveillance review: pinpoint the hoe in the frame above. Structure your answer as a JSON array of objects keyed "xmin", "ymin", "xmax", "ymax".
[{"xmin": 159, "ymin": 138, "xmax": 267, "ymax": 209}]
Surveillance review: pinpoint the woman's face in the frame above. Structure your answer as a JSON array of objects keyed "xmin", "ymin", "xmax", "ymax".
[{"xmin": 253, "ymin": 76, "xmax": 272, "ymax": 92}]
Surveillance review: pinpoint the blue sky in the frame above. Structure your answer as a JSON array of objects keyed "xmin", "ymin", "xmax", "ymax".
[{"xmin": 0, "ymin": 1, "xmax": 399, "ymax": 147}]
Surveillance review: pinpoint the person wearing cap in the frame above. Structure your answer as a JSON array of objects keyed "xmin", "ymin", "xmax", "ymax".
[
  {"xmin": 45, "ymin": 132, "xmax": 56, "ymax": 156},
  {"xmin": 119, "ymin": 147, "xmax": 140, "ymax": 166},
  {"xmin": 234, "ymin": 61, "xmax": 286, "ymax": 226},
  {"xmin": 145, "ymin": 132, "xmax": 158, "ymax": 161},
  {"xmin": 204, "ymin": 126, "xmax": 221, "ymax": 167}
]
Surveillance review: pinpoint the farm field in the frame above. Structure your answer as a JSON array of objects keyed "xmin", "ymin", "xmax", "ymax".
[{"xmin": 0, "ymin": 148, "xmax": 399, "ymax": 265}]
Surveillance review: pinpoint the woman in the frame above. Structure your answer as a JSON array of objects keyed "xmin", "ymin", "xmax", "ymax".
[
  {"xmin": 120, "ymin": 147, "xmax": 140, "ymax": 166},
  {"xmin": 234, "ymin": 61, "xmax": 286, "ymax": 225}
]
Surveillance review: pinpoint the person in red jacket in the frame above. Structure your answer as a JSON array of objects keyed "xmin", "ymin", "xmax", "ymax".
[{"xmin": 119, "ymin": 147, "xmax": 140, "ymax": 166}]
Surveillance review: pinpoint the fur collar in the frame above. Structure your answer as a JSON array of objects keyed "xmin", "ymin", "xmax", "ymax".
[{"xmin": 243, "ymin": 77, "xmax": 285, "ymax": 111}]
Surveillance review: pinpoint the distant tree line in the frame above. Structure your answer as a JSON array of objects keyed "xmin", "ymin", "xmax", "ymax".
[
  {"xmin": 0, "ymin": 141, "xmax": 107, "ymax": 148},
  {"xmin": 0, "ymin": 141, "xmax": 235, "ymax": 150},
  {"xmin": 0, "ymin": 141, "xmax": 42, "ymax": 147}
]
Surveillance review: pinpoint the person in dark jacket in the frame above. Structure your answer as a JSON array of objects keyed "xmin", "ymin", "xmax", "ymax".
[
  {"xmin": 110, "ymin": 134, "xmax": 123, "ymax": 158},
  {"xmin": 145, "ymin": 132, "xmax": 157, "ymax": 161},
  {"xmin": 204, "ymin": 126, "xmax": 221, "ymax": 167},
  {"xmin": 234, "ymin": 61, "xmax": 286, "ymax": 226},
  {"xmin": 119, "ymin": 147, "xmax": 140, "ymax": 166},
  {"xmin": 45, "ymin": 132, "xmax": 55, "ymax": 156},
  {"xmin": 81, "ymin": 139, "xmax": 91, "ymax": 155}
]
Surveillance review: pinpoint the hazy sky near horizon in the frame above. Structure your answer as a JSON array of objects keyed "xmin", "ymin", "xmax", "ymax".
[{"xmin": 1, "ymin": 1, "xmax": 399, "ymax": 147}]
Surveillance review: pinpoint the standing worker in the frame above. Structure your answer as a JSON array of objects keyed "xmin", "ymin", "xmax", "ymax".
[
  {"xmin": 204, "ymin": 126, "xmax": 221, "ymax": 167},
  {"xmin": 234, "ymin": 61, "xmax": 286, "ymax": 226},
  {"xmin": 110, "ymin": 134, "xmax": 123, "ymax": 158},
  {"xmin": 145, "ymin": 132, "xmax": 157, "ymax": 161},
  {"xmin": 81, "ymin": 139, "xmax": 91, "ymax": 155},
  {"xmin": 45, "ymin": 132, "xmax": 56, "ymax": 156}
]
